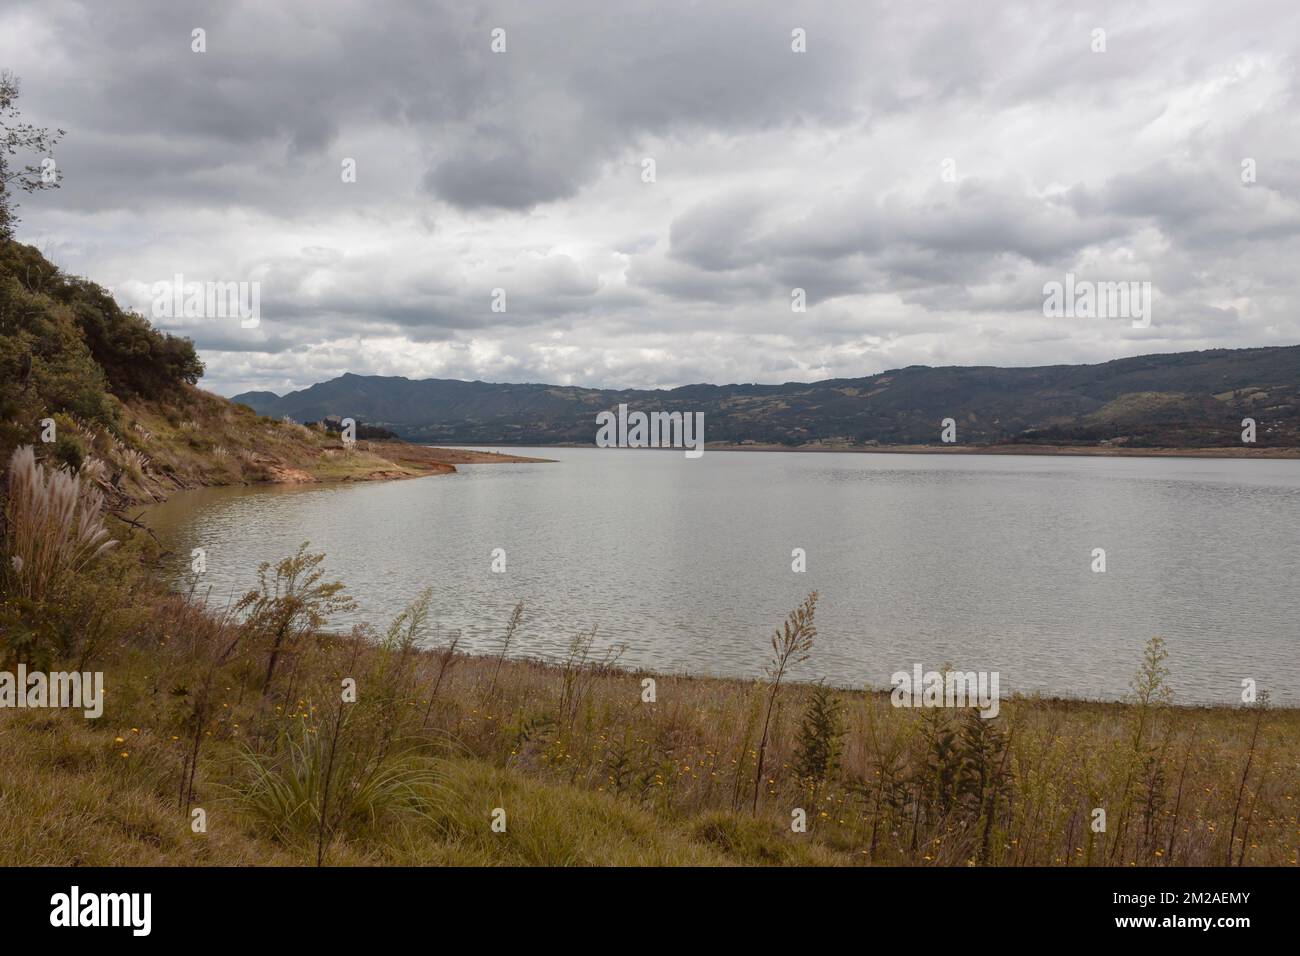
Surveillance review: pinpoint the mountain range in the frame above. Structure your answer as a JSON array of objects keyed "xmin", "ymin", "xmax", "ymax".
[{"xmin": 232, "ymin": 345, "xmax": 1300, "ymax": 448}]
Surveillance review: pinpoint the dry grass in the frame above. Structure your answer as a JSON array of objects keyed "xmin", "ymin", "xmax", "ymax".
[
  {"xmin": 395, "ymin": 647, "xmax": 1299, "ymax": 866},
  {"xmin": 2, "ymin": 617, "xmax": 1294, "ymax": 867}
]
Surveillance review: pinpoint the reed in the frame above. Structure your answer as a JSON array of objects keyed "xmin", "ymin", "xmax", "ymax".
[
  {"xmin": 752, "ymin": 591, "xmax": 817, "ymax": 815},
  {"xmin": 1, "ymin": 445, "xmax": 116, "ymax": 606}
]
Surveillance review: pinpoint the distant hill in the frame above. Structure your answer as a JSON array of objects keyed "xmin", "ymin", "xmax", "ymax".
[{"xmin": 232, "ymin": 347, "xmax": 1300, "ymax": 448}]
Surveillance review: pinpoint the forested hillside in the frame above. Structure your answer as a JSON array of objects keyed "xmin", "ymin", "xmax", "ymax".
[{"xmin": 235, "ymin": 346, "xmax": 1300, "ymax": 448}]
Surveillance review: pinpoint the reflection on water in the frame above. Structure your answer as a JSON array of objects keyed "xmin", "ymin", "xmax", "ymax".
[{"xmin": 139, "ymin": 448, "xmax": 1300, "ymax": 704}]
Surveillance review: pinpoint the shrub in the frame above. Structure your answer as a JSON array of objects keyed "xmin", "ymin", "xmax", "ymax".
[
  {"xmin": 235, "ymin": 543, "xmax": 356, "ymax": 695},
  {"xmin": 53, "ymin": 434, "xmax": 84, "ymax": 471},
  {"xmin": 792, "ymin": 682, "xmax": 844, "ymax": 809}
]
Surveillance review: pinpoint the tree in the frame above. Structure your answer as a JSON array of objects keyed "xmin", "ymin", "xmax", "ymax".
[{"xmin": 1, "ymin": 70, "xmax": 65, "ymax": 242}]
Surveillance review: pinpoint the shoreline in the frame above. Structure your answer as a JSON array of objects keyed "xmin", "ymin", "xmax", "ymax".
[
  {"xmin": 447, "ymin": 441, "xmax": 1300, "ymax": 460},
  {"xmin": 396, "ymin": 445, "xmax": 555, "ymax": 465},
  {"xmin": 706, "ymin": 442, "xmax": 1300, "ymax": 459},
  {"xmin": 357, "ymin": 440, "xmax": 553, "ymax": 475},
  {"xmin": 399, "ymin": 644, "xmax": 1300, "ymax": 714},
  {"xmin": 107, "ymin": 439, "xmax": 553, "ymax": 512}
]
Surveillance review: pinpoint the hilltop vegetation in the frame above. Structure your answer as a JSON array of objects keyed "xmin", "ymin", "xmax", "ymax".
[
  {"xmin": 0, "ymin": 239, "xmax": 200, "ymax": 448},
  {"xmin": 234, "ymin": 346, "xmax": 1300, "ymax": 449}
]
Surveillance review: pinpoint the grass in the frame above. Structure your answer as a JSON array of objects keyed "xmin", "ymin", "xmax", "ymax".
[
  {"xmin": 1, "ymin": 449, "xmax": 1297, "ymax": 867},
  {"xmin": 0, "ymin": 706, "xmax": 823, "ymax": 867},
  {"xmin": 2, "ymin": 633, "xmax": 1294, "ymax": 867}
]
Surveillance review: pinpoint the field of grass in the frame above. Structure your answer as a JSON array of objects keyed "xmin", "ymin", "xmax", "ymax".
[
  {"xmin": 1, "ymin": 443, "xmax": 1296, "ymax": 867},
  {"xmin": 2, "ymin": 624, "xmax": 1294, "ymax": 867}
]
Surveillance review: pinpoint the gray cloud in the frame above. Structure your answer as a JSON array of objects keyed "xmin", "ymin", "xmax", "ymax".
[{"xmin": 1, "ymin": 0, "xmax": 1298, "ymax": 397}]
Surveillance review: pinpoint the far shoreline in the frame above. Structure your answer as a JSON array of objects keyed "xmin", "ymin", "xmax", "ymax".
[{"xmin": 423, "ymin": 441, "xmax": 1300, "ymax": 460}]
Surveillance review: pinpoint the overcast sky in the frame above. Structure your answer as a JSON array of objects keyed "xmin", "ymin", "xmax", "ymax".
[{"xmin": 3, "ymin": 0, "xmax": 1299, "ymax": 397}]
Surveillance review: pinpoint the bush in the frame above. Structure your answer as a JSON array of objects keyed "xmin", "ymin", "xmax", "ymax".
[
  {"xmin": 792, "ymin": 683, "xmax": 844, "ymax": 800},
  {"xmin": 53, "ymin": 434, "xmax": 84, "ymax": 471}
]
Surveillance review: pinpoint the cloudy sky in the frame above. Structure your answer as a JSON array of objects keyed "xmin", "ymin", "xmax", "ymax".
[{"xmin": 3, "ymin": 0, "xmax": 1299, "ymax": 397}]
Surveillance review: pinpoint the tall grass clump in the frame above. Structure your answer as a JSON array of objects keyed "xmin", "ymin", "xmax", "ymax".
[
  {"xmin": 753, "ymin": 591, "xmax": 817, "ymax": 814},
  {"xmin": 1, "ymin": 444, "xmax": 116, "ymax": 605},
  {"xmin": 1227, "ymin": 690, "xmax": 1270, "ymax": 866},
  {"xmin": 485, "ymin": 600, "xmax": 523, "ymax": 698},
  {"xmin": 234, "ymin": 718, "xmax": 443, "ymax": 863},
  {"xmin": 231, "ymin": 593, "xmax": 451, "ymax": 865}
]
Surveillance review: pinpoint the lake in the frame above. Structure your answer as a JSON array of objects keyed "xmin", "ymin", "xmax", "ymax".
[{"xmin": 139, "ymin": 448, "xmax": 1300, "ymax": 705}]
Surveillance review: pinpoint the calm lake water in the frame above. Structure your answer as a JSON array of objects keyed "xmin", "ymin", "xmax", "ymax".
[{"xmin": 139, "ymin": 448, "xmax": 1300, "ymax": 705}]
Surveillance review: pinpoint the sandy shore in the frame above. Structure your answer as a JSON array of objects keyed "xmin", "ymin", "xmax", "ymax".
[
  {"xmin": 330, "ymin": 441, "xmax": 553, "ymax": 481},
  {"xmin": 404, "ymin": 445, "xmax": 554, "ymax": 464}
]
